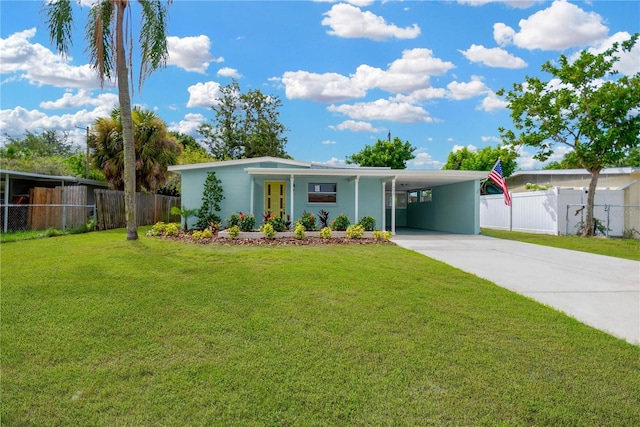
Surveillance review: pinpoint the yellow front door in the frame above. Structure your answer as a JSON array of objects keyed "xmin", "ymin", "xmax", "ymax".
[{"xmin": 265, "ymin": 181, "xmax": 286, "ymax": 219}]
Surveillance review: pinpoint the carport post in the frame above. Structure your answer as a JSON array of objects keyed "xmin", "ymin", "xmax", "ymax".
[
  {"xmin": 381, "ymin": 181, "xmax": 386, "ymax": 232},
  {"xmin": 354, "ymin": 176, "xmax": 359, "ymax": 221},
  {"xmin": 249, "ymin": 176, "xmax": 255, "ymax": 215},
  {"xmin": 290, "ymin": 175, "xmax": 295, "ymax": 221},
  {"xmin": 391, "ymin": 177, "xmax": 397, "ymax": 235}
]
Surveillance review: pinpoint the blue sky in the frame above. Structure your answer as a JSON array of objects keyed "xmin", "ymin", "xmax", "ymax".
[{"xmin": 1, "ymin": 0, "xmax": 639, "ymax": 170}]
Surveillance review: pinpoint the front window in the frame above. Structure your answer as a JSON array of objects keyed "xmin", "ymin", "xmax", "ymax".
[{"xmin": 308, "ymin": 183, "xmax": 337, "ymax": 203}]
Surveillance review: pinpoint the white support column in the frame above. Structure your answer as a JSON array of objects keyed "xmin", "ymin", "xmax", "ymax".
[
  {"xmin": 354, "ymin": 176, "xmax": 360, "ymax": 221},
  {"xmin": 290, "ymin": 175, "xmax": 295, "ymax": 221},
  {"xmin": 391, "ymin": 177, "xmax": 397, "ymax": 235},
  {"xmin": 249, "ymin": 176, "xmax": 255, "ymax": 215},
  {"xmin": 381, "ymin": 181, "xmax": 386, "ymax": 232}
]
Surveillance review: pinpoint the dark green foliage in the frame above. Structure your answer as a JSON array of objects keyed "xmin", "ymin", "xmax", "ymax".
[
  {"xmin": 266, "ymin": 215, "xmax": 287, "ymax": 232},
  {"xmin": 195, "ymin": 171, "xmax": 224, "ymax": 229},
  {"xmin": 443, "ymin": 144, "xmax": 518, "ymax": 177},
  {"xmin": 227, "ymin": 212, "xmax": 256, "ymax": 232},
  {"xmin": 346, "ymin": 137, "xmax": 416, "ymax": 169},
  {"xmin": 298, "ymin": 211, "xmax": 317, "ymax": 231},
  {"xmin": 331, "ymin": 213, "xmax": 350, "ymax": 231},
  {"xmin": 357, "ymin": 216, "xmax": 376, "ymax": 231},
  {"xmin": 318, "ymin": 209, "xmax": 330, "ymax": 229}
]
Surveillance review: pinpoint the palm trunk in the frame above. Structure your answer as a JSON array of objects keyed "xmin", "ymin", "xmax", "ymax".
[
  {"xmin": 583, "ymin": 169, "xmax": 600, "ymax": 236},
  {"xmin": 116, "ymin": 1, "xmax": 138, "ymax": 240}
]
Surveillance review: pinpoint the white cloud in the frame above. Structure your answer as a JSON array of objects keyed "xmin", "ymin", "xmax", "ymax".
[
  {"xmin": 321, "ymin": 139, "xmax": 337, "ymax": 145},
  {"xmin": 580, "ymin": 32, "xmax": 640, "ymax": 76},
  {"xmin": 407, "ymin": 148, "xmax": 443, "ymax": 170},
  {"xmin": 39, "ymin": 90, "xmax": 118, "ymax": 110},
  {"xmin": 281, "ymin": 71, "xmax": 365, "ymax": 102},
  {"xmin": 457, "ymin": 0, "xmax": 541, "ymax": 8},
  {"xmin": 516, "ymin": 145, "xmax": 572, "ymax": 169},
  {"xmin": 0, "ymin": 28, "xmax": 102, "ymax": 89},
  {"xmin": 493, "ymin": 23, "xmax": 516, "ymax": 47},
  {"xmin": 328, "ymin": 99, "xmax": 434, "ymax": 123},
  {"xmin": 447, "ymin": 76, "xmax": 490, "ymax": 100},
  {"xmin": 186, "ymin": 81, "xmax": 224, "ymax": 108},
  {"xmin": 329, "ymin": 120, "xmax": 382, "ymax": 133},
  {"xmin": 459, "ymin": 44, "xmax": 527, "ymax": 69},
  {"xmin": 478, "ymin": 92, "xmax": 508, "ymax": 111},
  {"xmin": 167, "ymin": 35, "xmax": 222, "ymax": 73},
  {"xmin": 481, "ymin": 136, "xmax": 502, "ymax": 143},
  {"xmin": 217, "ymin": 67, "xmax": 241, "ymax": 78},
  {"xmin": 391, "ymin": 87, "xmax": 448, "ymax": 104},
  {"xmin": 452, "ymin": 144, "xmax": 478, "ymax": 152},
  {"xmin": 319, "ymin": 157, "xmax": 347, "ymax": 167},
  {"xmin": 321, "ymin": 3, "xmax": 420, "ymax": 41},
  {"xmin": 314, "ymin": 0, "xmax": 375, "ymax": 6},
  {"xmin": 498, "ymin": 0, "xmax": 609, "ymax": 51},
  {"xmin": 168, "ymin": 113, "xmax": 207, "ymax": 136}
]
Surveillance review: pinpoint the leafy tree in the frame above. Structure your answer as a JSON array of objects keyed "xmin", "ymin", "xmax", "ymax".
[
  {"xmin": 497, "ymin": 34, "xmax": 640, "ymax": 236},
  {"xmin": 195, "ymin": 171, "xmax": 224, "ymax": 229},
  {"xmin": 46, "ymin": 0, "xmax": 172, "ymax": 240},
  {"xmin": 346, "ymin": 137, "xmax": 416, "ymax": 169},
  {"xmin": 442, "ymin": 145, "xmax": 518, "ymax": 177},
  {"xmin": 92, "ymin": 107, "xmax": 182, "ymax": 193},
  {"xmin": 2, "ymin": 130, "xmax": 74, "ymax": 158},
  {"xmin": 198, "ymin": 79, "xmax": 289, "ymax": 160},
  {"xmin": 545, "ymin": 147, "xmax": 640, "ymax": 169}
]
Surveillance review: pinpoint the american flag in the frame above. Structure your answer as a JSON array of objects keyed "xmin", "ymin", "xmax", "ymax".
[{"xmin": 488, "ymin": 159, "xmax": 512, "ymax": 207}]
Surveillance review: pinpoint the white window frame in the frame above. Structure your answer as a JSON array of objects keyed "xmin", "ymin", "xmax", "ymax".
[{"xmin": 308, "ymin": 183, "xmax": 337, "ymax": 204}]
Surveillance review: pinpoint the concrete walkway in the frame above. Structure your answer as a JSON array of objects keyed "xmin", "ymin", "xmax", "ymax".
[{"xmin": 391, "ymin": 231, "xmax": 640, "ymax": 345}]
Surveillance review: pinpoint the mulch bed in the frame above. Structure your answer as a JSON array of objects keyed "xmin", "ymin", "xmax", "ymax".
[{"xmin": 157, "ymin": 231, "xmax": 394, "ymax": 246}]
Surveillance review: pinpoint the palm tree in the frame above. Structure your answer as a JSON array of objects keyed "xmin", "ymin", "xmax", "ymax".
[
  {"xmin": 92, "ymin": 107, "xmax": 182, "ymax": 193},
  {"xmin": 46, "ymin": 0, "xmax": 172, "ymax": 240}
]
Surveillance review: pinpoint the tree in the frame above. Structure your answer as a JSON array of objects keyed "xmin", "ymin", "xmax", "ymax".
[
  {"xmin": 46, "ymin": 0, "xmax": 172, "ymax": 240},
  {"xmin": 195, "ymin": 171, "xmax": 224, "ymax": 230},
  {"xmin": 442, "ymin": 145, "xmax": 518, "ymax": 177},
  {"xmin": 497, "ymin": 34, "xmax": 640, "ymax": 236},
  {"xmin": 198, "ymin": 80, "xmax": 289, "ymax": 160},
  {"xmin": 92, "ymin": 107, "xmax": 181, "ymax": 193},
  {"xmin": 2, "ymin": 130, "xmax": 74, "ymax": 158},
  {"xmin": 346, "ymin": 137, "xmax": 416, "ymax": 169}
]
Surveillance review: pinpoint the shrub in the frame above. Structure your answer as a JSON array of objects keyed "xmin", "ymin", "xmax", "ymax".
[
  {"xmin": 318, "ymin": 209, "xmax": 330, "ymax": 229},
  {"xmin": 357, "ymin": 216, "xmax": 376, "ymax": 231},
  {"xmin": 228, "ymin": 225, "xmax": 240, "ymax": 238},
  {"xmin": 165, "ymin": 223, "xmax": 179, "ymax": 237},
  {"xmin": 196, "ymin": 171, "xmax": 224, "ymax": 229},
  {"xmin": 229, "ymin": 212, "xmax": 256, "ymax": 232},
  {"xmin": 192, "ymin": 229, "xmax": 212, "ymax": 241},
  {"xmin": 262, "ymin": 223, "xmax": 275, "ymax": 239},
  {"xmin": 331, "ymin": 213, "xmax": 350, "ymax": 231},
  {"xmin": 227, "ymin": 212, "xmax": 241, "ymax": 228},
  {"xmin": 319, "ymin": 227, "xmax": 332, "ymax": 239},
  {"xmin": 346, "ymin": 224, "xmax": 365, "ymax": 239},
  {"xmin": 372, "ymin": 230, "xmax": 392, "ymax": 241},
  {"xmin": 294, "ymin": 222, "xmax": 306, "ymax": 239},
  {"xmin": 267, "ymin": 216, "xmax": 287, "ymax": 232},
  {"xmin": 298, "ymin": 211, "xmax": 317, "ymax": 231},
  {"xmin": 149, "ymin": 221, "xmax": 167, "ymax": 236}
]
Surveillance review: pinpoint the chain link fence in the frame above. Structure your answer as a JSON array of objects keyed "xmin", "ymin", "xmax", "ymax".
[
  {"xmin": 565, "ymin": 204, "xmax": 640, "ymax": 238},
  {"xmin": 1, "ymin": 204, "xmax": 96, "ymax": 234}
]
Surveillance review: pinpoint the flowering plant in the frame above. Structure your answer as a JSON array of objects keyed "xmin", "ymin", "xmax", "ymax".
[
  {"xmin": 330, "ymin": 213, "xmax": 350, "ymax": 231},
  {"xmin": 298, "ymin": 211, "xmax": 317, "ymax": 231}
]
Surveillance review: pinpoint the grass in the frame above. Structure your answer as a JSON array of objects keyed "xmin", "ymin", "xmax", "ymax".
[
  {"xmin": 2, "ymin": 229, "xmax": 639, "ymax": 426},
  {"xmin": 481, "ymin": 228, "xmax": 640, "ymax": 261}
]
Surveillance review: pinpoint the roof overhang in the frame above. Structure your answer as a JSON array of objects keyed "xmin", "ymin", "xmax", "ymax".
[
  {"xmin": 0, "ymin": 169, "xmax": 107, "ymax": 187},
  {"xmin": 245, "ymin": 167, "xmax": 488, "ymax": 191}
]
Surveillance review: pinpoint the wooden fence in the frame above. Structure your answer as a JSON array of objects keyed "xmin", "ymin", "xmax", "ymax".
[
  {"xmin": 95, "ymin": 189, "xmax": 181, "ymax": 230},
  {"xmin": 28, "ymin": 186, "xmax": 88, "ymax": 230}
]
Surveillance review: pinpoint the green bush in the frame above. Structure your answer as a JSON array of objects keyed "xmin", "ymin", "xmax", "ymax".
[
  {"xmin": 319, "ymin": 227, "xmax": 332, "ymax": 239},
  {"xmin": 262, "ymin": 223, "xmax": 276, "ymax": 239},
  {"xmin": 294, "ymin": 222, "xmax": 306, "ymax": 239},
  {"xmin": 357, "ymin": 216, "xmax": 376, "ymax": 231},
  {"xmin": 228, "ymin": 225, "xmax": 240, "ymax": 238},
  {"xmin": 331, "ymin": 213, "xmax": 350, "ymax": 231},
  {"xmin": 346, "ymin": 224, "xmax": 365, "ymax": 239},
  {"xmin": 149, "ymin": 221, "xmax": 167, "ymax": 236},
  {"xmin": 192, "ymin": 229, "xmax": 213, "ymax": 241},
  {"xmin": 297, "ymin": 211, "xmax": 317, "ymax": 231},
  {"xmin": 228, "ymin": 212, "xmax": 256, "ymax": 232},
  {"xmin": 165, "ymin": 223, "xmax": 179, "ymax": 237},
  {"xmin": 267, "ymin": 216, "xmax": 287, "ymax": 232}
]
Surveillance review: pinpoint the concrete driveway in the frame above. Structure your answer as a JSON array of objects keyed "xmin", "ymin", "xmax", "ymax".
[{"xmin": 391, "ymin": 230, "xmax": 640, "ymax": 345}]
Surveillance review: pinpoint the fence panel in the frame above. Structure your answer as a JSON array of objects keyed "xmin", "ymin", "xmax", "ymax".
[
  {"xmin": 511, "ymin": 189, "xmax": 559, "ymax": 234},
  {"xmin": 94, "ymin": 189, "xmax": 180, "ymax": 230},
  {"xmin": 1, "ymin": 204, "xmax": 95, "ymax": 233}
]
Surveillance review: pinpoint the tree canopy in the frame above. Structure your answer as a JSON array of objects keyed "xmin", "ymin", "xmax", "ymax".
[
  {"xmin": 92, "ymin": 107, "xmax": 181, "ymax": 193},
  {"xmin": 346, "ymin": 137, "xmax": 416, "ymax": 169},
  {"xmin": 198, "ymin": 80, "xmax": 289, "ymax": 160},
  {"xmin": 442, "ymin": 145, "xmax": 518, "ymax": 177},
  {"xmin": 497, "ymin": 34, "xmax": 640, "ymax": 236}
]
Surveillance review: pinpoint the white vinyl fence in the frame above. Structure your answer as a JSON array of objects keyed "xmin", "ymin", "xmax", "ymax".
[{"xmin": 480, "ymin": 188, "xmax": 635, "ymax": 237}]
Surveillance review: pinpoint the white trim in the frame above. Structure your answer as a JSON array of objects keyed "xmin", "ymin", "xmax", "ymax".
[
  {"xmin": 290, "ymin": 175, "xmax": 295, "ymax": 221},
  {"xmin": 168, "ymin": 156, "xmax": 312, "ymax": 172},
  {"xmin": 250, "ymin": 176, "xmax": 255, "ymax": 215},
  {"xmin": 391, "ymin": 177, "xmax": 396, "ymax": 235},
  {"xmin": 381, "ymin": 181, "xmax": 386, "ymax": 232},
  {"xmin": 354, "ymin": 176, "xmax": 360, "ymax": 221}
]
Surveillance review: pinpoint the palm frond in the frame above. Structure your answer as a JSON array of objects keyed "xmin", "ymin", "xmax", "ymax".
[
  {"xmin": 45, "ymin": 0, "xmax": 74, "ymax": 57},
  {"xmin": 85, "ymin": 0, "xmax": 115, "ymax": 86},
  {"xmin": 137, "ymin": 0, "xmax": 171, "ymax": 90}
]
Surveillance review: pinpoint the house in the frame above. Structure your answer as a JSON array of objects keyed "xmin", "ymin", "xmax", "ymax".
[{"xmin": 168, "ymin": 157, "xmax": 488, "ymax": 234}]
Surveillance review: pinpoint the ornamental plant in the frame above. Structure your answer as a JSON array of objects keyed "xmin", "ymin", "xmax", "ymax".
[
  {"xmin": 298, "ymin": 211, "xmax": 317, "ymax": 231},
  {"xmin": 346, "ymin": 224, "xmax": 364, "ymax": 239},
  {"xmin": 148, "ymin": 221, "xmax": 167, "ymax": 236},
  {"xmin": 164, "ymin": 223, "xmax": 179, "ymax": 237},
  {"xmin": 192, "ymin": 229, "xmax": 213, "ymax": 241},
  {"xmin": 319, "ymin": 227, "xmax": 332, "ymax": 239},
  {"xmin": 294, "ymin": 222, "xmax": 306, "ymax": 239},
  {"xmin": 266, "ymin": 215, "xmax": 287, "ymax": 232},
  {"xmin": 372, "ymin": 230, "xmax": 392, "ymax": 241},
  {"xmin": 262, "ymin": 223, "xmax": 276, "ymax": 239},
  {"xmin": 318, "ymin": 209, "xmax": 330, "ymax": 228},
  {"xmin": 331, "ymin": 213, "xmax": 350, "ymax": 231},
  {"xmin": 357, "ymin": 216, "xmax": 376, "ymax": 231},
  {"xmin": 227, "ymin": 212, "xmax": 241, "ymax": 228},
  {"xmin": 228, "ymin": 225, "xmax": 240, "ymax": 238}
]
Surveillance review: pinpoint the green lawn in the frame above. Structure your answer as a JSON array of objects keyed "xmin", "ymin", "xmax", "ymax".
[
  {"xmin": 481, "ymin": 228, "xmax": 640, "ymax": 261},
  {"xmin": 2, "ymin": 230, "xmax": 639, "ymax": 426}
]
